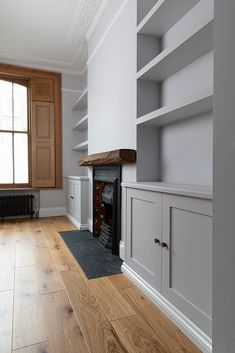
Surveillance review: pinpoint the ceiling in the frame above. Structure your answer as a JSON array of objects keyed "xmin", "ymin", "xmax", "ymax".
[{"xmin": 0, "ymin": 0, "xmax": 102, "ymax": 74}]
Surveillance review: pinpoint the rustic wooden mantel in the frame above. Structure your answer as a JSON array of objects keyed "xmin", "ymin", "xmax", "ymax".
[{"xmin": 78, "ymin": 149, "xmax": 136, "ymax": 166}]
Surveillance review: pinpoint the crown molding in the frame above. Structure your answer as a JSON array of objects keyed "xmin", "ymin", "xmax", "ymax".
[
  {"xmin": 87, "ymin": 0, "xmax": 128, "ymax": 65},
  {"xmin": 67, "ymin": 0, "xmax": 102, "ymax": 43},
  {"xmin": 86, "ymin": 0, "xmax": 109, "ymax": 40}
]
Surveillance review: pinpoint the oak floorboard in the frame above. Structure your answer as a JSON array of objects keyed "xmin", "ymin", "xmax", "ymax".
[
  {"xmin": 0, "ymin": 247, "xmax": 15, "ymax": 291},
  {"xmin": 41, "ymin": 224, "xmax": 81, "ymax": 273},
  {"xmin": 111, "ymin": 314, "xmax": 168, "ymax": 353},
  {"xmin": 35, "ymin": 247, "xmax": 64, "ymax": 294},
  {"xmin": 123, "ymin": 286, "xmax": 202, "ymax": 353},
  {"xmin": 0, "ymin": 228, "xmax": 15, "ymax": 248},
  {"xmin": 41, "ymin": 290, "xmax": 89, "ymax": 353},
  {"xmin": 13, "ymin": 266, "xmax": 47, "ymax": 350},
  {"xmin": 108, "ymin": 273, "xmax": 135, "ymax": 291},
  {"xmin": 12, "ymin": 341, "xmax": 50, "ymax": 353},
  {"xmin": 89, "ymin": 277, "xmax": 136, "ymax": 321},
  {"xmin": 0, "ymin": 290, "xmax": 13, "ymax": 353},
  {"xmin": 60, "ymin": 271, "xmax": 128, "ymax": 353},
  {"xmin": 15, "ymin": 246, "xmax": 36, "ymax": 267}
]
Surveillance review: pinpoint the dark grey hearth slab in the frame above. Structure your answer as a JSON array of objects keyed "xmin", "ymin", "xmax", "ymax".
[{"xmin": 59, "ymin": 230, "xmax": 123, "ymax": 279}]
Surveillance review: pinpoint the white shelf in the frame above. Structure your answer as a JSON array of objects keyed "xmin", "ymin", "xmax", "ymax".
[
  {"xmin": 137, "ymin": 14, "xmax": 213, "ymax": 81},
  {"xmin": 73, "ymin": 140, "xmax": 88, "ymax": 151},
  {"xmin": 122, "ymin": 182, "xmax": 212, "ymax": 200},
  {"xmin": 137, "ymin": 87, "xmax": 213, "ymax": 127},
  {"xmin": 137, "ymin": 0, "xmax": 200, "ymax": 36},
  {"xmin": 66, "ymin": 176, "xmax": 89, "ymax": 180},
  {"xmin": 72, "ymin": 89, "xmax": 88, "ymax": 111},
  {"xmin": 72, "ymin": 114, "xmax": 88, "ymax": 131}
]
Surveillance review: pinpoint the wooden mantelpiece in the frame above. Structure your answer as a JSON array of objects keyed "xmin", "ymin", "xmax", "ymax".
[{"xmin": 78, "ymin": 149, "xmax": 136, "ymax": 166}]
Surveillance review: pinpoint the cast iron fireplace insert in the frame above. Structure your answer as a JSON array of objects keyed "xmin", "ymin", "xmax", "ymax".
[{"xmin": 92, "ymin": 166, "xmax": 121, "ymax": 256}]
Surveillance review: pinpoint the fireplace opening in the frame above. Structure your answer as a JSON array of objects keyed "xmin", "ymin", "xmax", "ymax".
[{"xmin": 93, "ymin": 166, "xmax": 121, "ymax": 256}]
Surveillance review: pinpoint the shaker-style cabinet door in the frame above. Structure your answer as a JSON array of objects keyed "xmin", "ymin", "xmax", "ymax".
[
  {"xmin": 66, "ymin": 179, "xmax": 74, "ymax": 216},
  {"xmin": 73, "ymin": 181, "xmax": 81, "ymax": 222},
  {"xmin": 126, "ymin": 188, "xmax": 162, "ymax": 292},
  {"xmin": 161, "ymin": 194, "xmax": 212, "ymax": 336}
]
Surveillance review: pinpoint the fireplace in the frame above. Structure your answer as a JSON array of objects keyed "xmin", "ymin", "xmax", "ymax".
[{"xmin": 93, "ymin": 166, "xmax": 121, "ymax": 256}]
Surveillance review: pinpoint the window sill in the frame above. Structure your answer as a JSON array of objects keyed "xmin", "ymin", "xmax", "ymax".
[{"xmin": 0, "ymin": 187, "xmax": 39, "ymax": 191}]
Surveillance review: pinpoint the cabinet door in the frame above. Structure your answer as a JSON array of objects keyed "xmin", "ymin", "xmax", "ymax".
[
  {"xmin": 73, "ymin": 181, "xmax": 81, "ymax": 223},
  {"xmin": 126, "ymin": 188, "xmax": 162, "ymax": 291},
  {"xmin": 162, "ymin": 194, "xmax": 212, "ymax": 336},
  {"xmin": 66, "ymin": 179, "xmax": 74, "ymax": 215}
]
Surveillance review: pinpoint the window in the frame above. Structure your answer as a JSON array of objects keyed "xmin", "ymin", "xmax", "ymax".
[
  {"xmin": 0, "ymin": 63, "xmax": 62, "ymax": 189},
  {"xmin": 0, "ymin": 79, "xmax": 29, "ymax": 185}
]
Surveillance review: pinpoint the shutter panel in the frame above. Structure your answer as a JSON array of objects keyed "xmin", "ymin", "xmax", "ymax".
[
  {"xmin": 31, "ymin": 102, "xmax": 55, "ymax": 187},
  {"xmin": 31, "ymin": 78, "xmax": 54, "ymax": 102}
]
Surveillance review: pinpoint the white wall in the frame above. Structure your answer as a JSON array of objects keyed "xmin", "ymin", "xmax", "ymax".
[
  {"xmin": 88, "ymin": 0, "xmax": 136, "ymax": 159},
  {"xmin": 40, "ymin": 72, "xmax": 87, "ymax": 214},
  {"xmin": 160, "ymin": 112, "xmax": 213, "ymax": 185},
  {"xmin": 213, "ymin": 1, "xmax": 235, "ymax": 352},
  {"xmin": 87, "ymin": 0, "xmax": 137, "ymax": 240}
]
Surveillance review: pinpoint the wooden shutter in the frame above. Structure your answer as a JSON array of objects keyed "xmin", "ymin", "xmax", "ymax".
[
  {"xmin": 31, "ymin": 102, "xmax": 55, "ymax": 187},
  {"xmin": 31, "ymin": 78, "xmax": 54, "ymax": 102}
]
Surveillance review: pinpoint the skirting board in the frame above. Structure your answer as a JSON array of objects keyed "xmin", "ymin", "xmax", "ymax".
[
  {"xmin": 66, "ymin": 213, "xmax": 89, "ymax": 230},
  {"xmin": 121, "ymin": 262, "xmax": 212, "ymax": 353},
  {"xmin": 119, "ymin": 241, "xmax": 125, "ymax": 261},
  {"xmin": 39, "ymin": 207, "xmax": 66, "ymax": 218}
]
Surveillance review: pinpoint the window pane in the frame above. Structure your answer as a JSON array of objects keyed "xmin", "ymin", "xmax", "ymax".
[
  {"xmin": 0, "ymin": 80, "xmax": 13, "ymax": 130},
  {"xmin": 0, "ymin": 132, "xmax": 13, "ymax": 183},
  {"xmin": 13, "ymin": 83, "xmax": 28, "ymax": 131},
  {"xmin": 14, "ymin": 133, "xmax": 28, "ymax": 184}
]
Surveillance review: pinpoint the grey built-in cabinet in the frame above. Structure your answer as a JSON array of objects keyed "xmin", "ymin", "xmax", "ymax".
[
  {"xmin": 66, "ymin": 176, "xmax": 89, "ymax": 230},
  {"xmin": 124, "ymin": 185, "xmax": 212, "ymax": 337}
]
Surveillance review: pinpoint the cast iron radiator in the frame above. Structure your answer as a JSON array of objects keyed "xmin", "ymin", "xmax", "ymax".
[{"xmin": 0, "ymin": 194, "xmax": 35, "ymax": 220}]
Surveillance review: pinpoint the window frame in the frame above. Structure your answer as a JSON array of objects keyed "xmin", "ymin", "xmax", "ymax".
[
  {"xmin": 0, "ymin": 64, "xmax": 62, "ymax": 190},
  {"xmin": 0, "ymin": 76, "xmax": 31, "ymax": 188}
]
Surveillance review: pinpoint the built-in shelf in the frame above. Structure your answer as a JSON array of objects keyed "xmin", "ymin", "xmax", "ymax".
[
  {"xmin": 137, "ymin": 87, "xmax": 213, "ymax": 127},
  {"xmin": 72, "ymin": 114, "xmax": 88, "ymax": 131},
  {"xmin": 137, "ymin": 0, "xmax": 200, "ymax": 36},
  {"xmin": 122, "ymin": 181, "xmax": 212, "ymax": 200},
  {"xmin": 66, "ymin": 176, "xmax": 89, "ymax": 180},
  {"xmin": 72, "ymin": 89, "xmax": 88, "ymax": 111},
  {"xmin": 73, "ymin": 140, "xmax": 88, "ymax": 151},
  {"xmin": 137, "ymin": 14, "xmax": 213, "ymax": 81}
]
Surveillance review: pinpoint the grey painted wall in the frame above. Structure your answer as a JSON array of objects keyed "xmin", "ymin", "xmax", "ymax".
[
  {"xmin": 213, "ymin": 0, "xmax": 235, "ymax": 352},
  {"xmin": 40, "ymin": 73, "xmax": 87, "ymax": 209},
  {"xmin": 160, "ymin": 112, "xmax": 213, "ymax": 185},
  {"xmin": 87, "ymin": 0, "xmax": 137, "ymax": 239},
  {"xmin": 88, "ymin": 0, "xmax": 136, "ymax": 159}
]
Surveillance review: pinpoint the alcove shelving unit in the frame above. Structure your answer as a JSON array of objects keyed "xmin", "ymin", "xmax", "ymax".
[
  {"xmin": 72, "ymin": 88, "xmax": 88, "ymax": 153},
  {"xmin": 136, "ymin": 0, "xmax": 214, "ymax": 191},
  {"xmin": 121, "ymin": 3, "xmax": 214, "ymax": 352}
]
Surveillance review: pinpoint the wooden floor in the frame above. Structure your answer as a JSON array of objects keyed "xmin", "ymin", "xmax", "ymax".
[{"xmin": 0, "ymin": 216, "xmax": 202, "ymax": 353}]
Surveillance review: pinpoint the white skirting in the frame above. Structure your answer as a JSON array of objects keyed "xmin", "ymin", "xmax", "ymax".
[{"xmin": 121, "ymin": 262, "xmax": 212, "ymax": 353}]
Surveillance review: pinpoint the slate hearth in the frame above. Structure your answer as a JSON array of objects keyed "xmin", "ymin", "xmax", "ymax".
[{"xmin": 59, "ymin": 230, "xmax": 122, "ymax": 279}]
